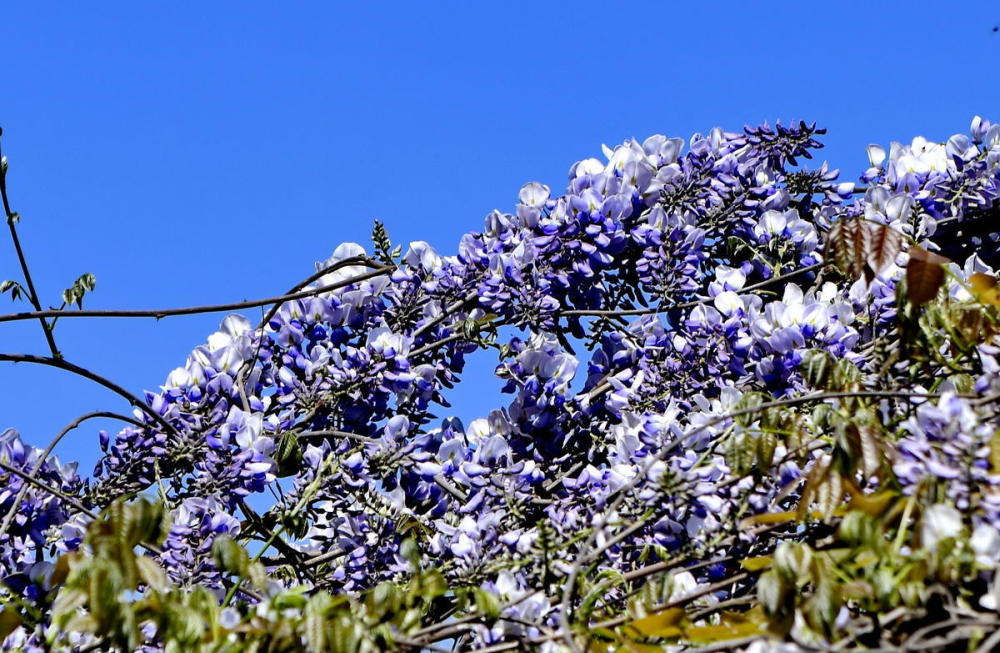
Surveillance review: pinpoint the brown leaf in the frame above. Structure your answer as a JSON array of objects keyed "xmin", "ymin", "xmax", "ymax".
[
  {"xmin": 906, "ymin": 244, "xmax": 950, "ymax": 305},
  {"xmin": 865, "ymin": 222, "xmax": 906, "ymax": 281},
  {"xmin": 825, "ymin": 219, "xmax": 869, "ymax": 281},
  {"xmin": 0, "ymin": 609, "xmax": 22, "ymax": 643},
  {"xmin": 816, "ymin": 471, "xmax": 844, "ymax": 522},
  {"xmin": 857, "ymin": 423, "xmax": 883, "ymax": 478},
  {"xmin": 796, "ymin": 458, "xmax": 829, "ymax": 520}
]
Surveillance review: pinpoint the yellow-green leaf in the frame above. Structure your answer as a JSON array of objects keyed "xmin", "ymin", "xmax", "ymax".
[
  {"xmin": 627, "ymin": 607, "xmax": 685, "ymax": 638},
  {"xmin": 847, "ymin": 488, "xmax": 898, "ymax": 518},
  {"xmin": 136, "ymin": 555, "xmax": 168, "ymax": 592},
  {"xmin": 990, "ymin": 430, "xmax": 1000, "ymax": 473},
  {"xmin": 971, "ymin": 273, "xmax": 1000, "ymax": 306},
  {"xmin": 741, "ymin": 511, "xmax": 799, "ymax": 526},
  {"xmin": 740, "ymin": 556, "xmax": 773, "ymax": 571},
  {"xmin": 683, "ymin": 621, "xmax": 765, "ymax": 644}
]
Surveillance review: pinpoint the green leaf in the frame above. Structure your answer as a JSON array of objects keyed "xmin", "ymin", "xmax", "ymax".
[
  {"xmin": 741, "ymin": 510, "xmax": 800, "ymax": 526},
  {"xmin": 814, "ymin": 469, "xmax": 844, "ymax": 521},
  {"xmin": 733, "ymin": 392, "xmax": 768, "ymax": 427},
  {"xmin": 740, "ymin": 555, "xmax": 773, "ymax": 571},
  {"xmin": 856, "ymin": 423, "xmax": 882, "ymax": 478},
  {"xmin": 991, "ymin": 431, "xmax": 1000, "ymax": 473},
  {"xmin": 726, "ymin": 433, "xmax": 755, "ymax": 476},
  {"xmin": 247, "ymin": 560, "xmax": 269, "ymax": 591},
  {"xmin": 773, "ymin": 542, "xmax": 812, "ymax": 582},
  {"xmin": 164, "ymin": 603, "xmax": 205, "ymax": 646},
  {"xmin": 0, "ymin": 279, "xmax": 25, "ymax": 302},
  {"xmin": 837, "ymin": 511, "xmax": 878, "ymax": 546},
  {"xmin": 805, "ymin": 578, "xmax": 841, "ymax": 635},
  {"xmin": 399, "ymin": 538, "xmax": 420, "ymax": 565},
  {"xmin": 802, "ymin": 350, "xmax": 835, "ymax": 388},
  {"xmin": 472, "ymin": 587, "xmax": 502, "ymax": 622},
  {"xmin": 303, "ymin": 593, "xmax": 334, "ymax": 653},
  {"xmin": 756, "ymin": 570, "xmax": 791, "ymax": 618},
  {"xmin": 274, "ymin": 432, "xmax": 302, "ymax": 477},
  {"xmin": 756, "ymin": 431, "xmax": 777, "ymax": 468},
  {"xmin": 136, "ymin": 555, "xmax": 168, "ymax": 592},
  {"xmin": 830, "ymin": 359, "xmax": 861, "ymax": 390},
  {"xmin": 970, "ymin": 272, "xmax": 1000, "ymax": 307},
  {"xmin": 130, "ymin": 498, "xmax": 169, "ymax": 546},
  {"xmin": 212, "ymin": 534, "xmax": 250, "ymax": 577},
  {"xmin": 62, "ymin": 272, "xmax": 97, "ymax": 309},
  {"xmin": 811, "ymin": 403, "xmax": 836, "ymax": 431},
  {"xmin": 272, "ymin": 589, "xmax": 309, "ymax": 610},
  {"xmin": 418, "ymin": 569, "xmax": 448, "ymax": 599}
]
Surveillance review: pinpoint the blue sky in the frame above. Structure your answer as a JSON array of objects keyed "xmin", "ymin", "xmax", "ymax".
[{"xmin": 2, "ymin": 1, "xmax": 998, "ymax": 474}]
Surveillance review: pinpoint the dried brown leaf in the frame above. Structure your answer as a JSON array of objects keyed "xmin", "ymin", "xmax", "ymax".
[
  {"xmin": 825, "ymin": 219, "xmax": 868, "ymax": 281},
  {"xmin": 906, "ymin": 244, "xmax": 950, "ymax": 305},
  {"xmin": 865, "ymin": 222, "xmax": 906, "ymax": 281}
]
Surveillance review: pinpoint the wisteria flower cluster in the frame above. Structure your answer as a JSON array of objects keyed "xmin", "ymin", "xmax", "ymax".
[{"xmin": 3, "ymin": 116, "xmax": 1000, "ymax": 652}]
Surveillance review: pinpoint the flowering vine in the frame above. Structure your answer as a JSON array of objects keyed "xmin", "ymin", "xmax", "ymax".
[{"xmin": 1, "ymin": 117, "xmax": 1000, "ymax": 651}]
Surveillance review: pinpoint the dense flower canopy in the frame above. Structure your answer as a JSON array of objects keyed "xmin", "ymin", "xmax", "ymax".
[{"xmin": 3, "ymin": 116, "xmax": 1000, "ymax": 651}]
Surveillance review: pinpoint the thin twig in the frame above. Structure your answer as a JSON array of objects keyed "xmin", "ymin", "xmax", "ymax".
[
  {"xmin": 0, "ymin": 459, "xmax": 96, "ymax": 519},
  {"xmin": 411, "ymin": 289, "xmax": 480, "ymax": 340},
  {"xmin": 0, "ymin": 353, "xmax": 178, "ymax": 436},
  {"xmin": 0, "ymin": 130, "xmax": 60, "ymax": 357},
  {"xmin": 0, "ymin": 410, "xmax": 143, "ymax": 539},
  {"xmin": 558, "ymin": 388, "xmax": 964, "ymax": 645},
  {"xmin": 0, "ymin": 261, "xmax": 393, "ymax": 325},
  {"xmin": 561, "ymin": 262, "xmax": 824, "ymax": 317}
]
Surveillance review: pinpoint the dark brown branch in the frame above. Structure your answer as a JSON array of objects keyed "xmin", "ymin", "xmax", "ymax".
[
  {"xmin": 0, "ymin": 410, "xmax": 143, "ymax": 539},
  {"xmin": 258, "ymin": 256, "xmax": 390, "ymax": 329},
  {"xmin": 0, "ymin": 353, "xmax": 178, "ymax": 436},
  {"xmin": 589, "ymin": 571, "xmax": 752, "ymax": 631},
  {"xmin": 0, "ymin": 459, "xmax": 96, "ymax": 519},
  {"xmin": 0, "ymin": 130, "xmax": 60, "ymax": 357},
  {"xmin": 411, "ymin": 289, "xmax": 480, "ymax": 340},
  {"xmin": 409, "ymin": 331, "xmax": 468, "ymax": 358},
  {"xmin": 295, "ymin": 429, "xmax": 382, "ymax": 444},
  {"xmin": 0, "ymin": 260, "xmax": 393, "ymax": 325},
  {"xmin": 558, "ymin": 388, "xmax": 968, "ymax": 645},
  {"xmin": 561, "ymin": 262, "xmax": 824, "ymax": 317}
]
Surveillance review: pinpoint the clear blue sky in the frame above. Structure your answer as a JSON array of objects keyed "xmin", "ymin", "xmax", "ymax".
[{"xmin": 2, "ymin": 2, "xmax": 998, "ymax": 474}]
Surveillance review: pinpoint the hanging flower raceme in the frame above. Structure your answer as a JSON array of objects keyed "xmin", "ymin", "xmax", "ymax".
[{"xmin": 9, "ymin": 116, "xmax": 1000, "ymax": 652}]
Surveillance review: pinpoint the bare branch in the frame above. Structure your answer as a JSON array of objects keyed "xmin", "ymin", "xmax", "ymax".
[
  {"xmin": 0, "ymin": 410, "xmax": 143, "ymax": 539},
  {"xmin": 0, "ymin": 258, "xmax": 393, "ymax": 325},
  {"xmin": 0, "ymin": 353, "xmax": 178, "ymax": 436},
  {"xmin": 0, "ymin": 130, "xmax": 61, "ymax": 357}
]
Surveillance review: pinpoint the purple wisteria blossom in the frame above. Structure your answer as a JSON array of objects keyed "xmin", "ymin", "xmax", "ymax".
[{"xmin": 5, "ymin": 116, "xmax": 1000, "ymax": 651}]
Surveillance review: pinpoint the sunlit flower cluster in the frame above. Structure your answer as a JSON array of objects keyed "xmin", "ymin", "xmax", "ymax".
[{"xmin": 5, "ymin": 116, "xmax": 1000, "ymax": 651}]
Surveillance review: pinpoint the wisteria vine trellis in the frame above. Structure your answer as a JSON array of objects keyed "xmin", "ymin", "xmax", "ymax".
[{"xmin": 2, "ymin": 118, "xmax": 1000, "ymax": 651}]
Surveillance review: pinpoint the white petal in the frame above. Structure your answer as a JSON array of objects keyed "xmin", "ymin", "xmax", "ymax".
[
  {"xmin": 866, "ymin": 144, "xmax": 886, "ymax": 168},
  {"xmin": 713, "ymin": 291, "xmax": 743, "ymax": 316}
]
